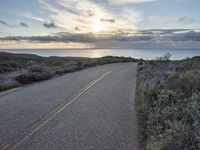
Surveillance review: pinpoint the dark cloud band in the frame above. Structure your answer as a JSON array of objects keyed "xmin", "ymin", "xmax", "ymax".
[{"xmin": 0, "ymin": 29, "xmax": 199, "ymax": 43}]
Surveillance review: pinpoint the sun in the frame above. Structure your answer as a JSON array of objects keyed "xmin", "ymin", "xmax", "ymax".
[{"xmin": 92, "ymin": 22, "xmax": 102, "ymax": 33}]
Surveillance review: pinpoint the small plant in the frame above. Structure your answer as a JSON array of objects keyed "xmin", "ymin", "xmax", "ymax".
[{"xmin": 167, "ymin": 72, "xmax": 174, "ymax": 81}]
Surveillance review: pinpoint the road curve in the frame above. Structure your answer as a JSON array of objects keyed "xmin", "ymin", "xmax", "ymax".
[{"xmin": 0, "ymin": 63, "xmax": 138, "ymax": 150}]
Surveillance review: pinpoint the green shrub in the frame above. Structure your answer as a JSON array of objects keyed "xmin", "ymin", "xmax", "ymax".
[
  {"xmin": 29, "ymin": 66, "xmax": 48, "ymax": 73},
  {"xmin": 55, "ymin": 69, "xmax": 65, "ymax": 75},
  {"xmin": 137, "ymin": 59, "xmax": 200, "ymax": 150},
  {"xmin": 141, "ymin": 87, "xmax": 200, "ymax": 149},
  {"xmin": 167, "ymin": 72, "xmax": 174, "ymax": 81},
  {"xmin": 15, "ymin": 73, "xmax": 52, "ymax": 84},
  {"xmin": 0, "ymin": 63, "xmax": 13, "ymax": 73},
  {"xmin": 168, "ymin": 70, "xmax": 200, "ymax": 96}
]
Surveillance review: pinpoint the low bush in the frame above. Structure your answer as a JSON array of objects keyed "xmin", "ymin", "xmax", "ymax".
[
  {"xmin": 0, "ymin": 63, "xmax": 14, "ymax": 73},
  {"xmin": 136, "ymin": 57, "xmax": 200, "ymax": 150},
  {"xmin": 0, "ymin": 84, "xmax": 5, "ymax": 91},
  {"xmin": 55, "ymin": 69, "xmax": 65, "ymax": 76},
  {"xmin": 29, "ymin": 66, "xmax": 48, "ymax": 73},
  {"xmin": 168, "ymin": 70, "xmax": 200, "ymax": 96},
  {"xmin": 15, "ymin": 72, "xmax": 52, "ymax": 84}
]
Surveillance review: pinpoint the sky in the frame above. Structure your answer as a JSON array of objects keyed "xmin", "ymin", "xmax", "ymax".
[{"xmin": 0, "ymin": 0, "xmax": 200, "ymax": 49}]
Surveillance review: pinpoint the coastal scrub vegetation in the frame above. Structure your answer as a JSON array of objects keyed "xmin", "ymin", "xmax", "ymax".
[
  {"xmin": 136, "ymin": 55, "xmax": 200, "ymax": 149},
  {"xmin": 0, "ymin": 52, "xmax": 137, "ymax": 92}
]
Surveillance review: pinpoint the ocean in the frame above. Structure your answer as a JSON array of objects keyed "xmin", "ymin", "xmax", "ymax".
[{"xmin": 0, "ymin": 49, "xmax": 199, "ymax": 60}]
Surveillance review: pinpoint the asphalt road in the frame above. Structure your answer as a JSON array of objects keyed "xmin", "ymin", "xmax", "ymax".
[{"xmin": 0, "ymin": 63, "xmax": 138, "ymax": 150}]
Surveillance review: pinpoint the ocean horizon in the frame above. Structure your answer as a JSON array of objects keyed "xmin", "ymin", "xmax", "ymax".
[{"xmin": 0, "ymin": 48, "xmax": 199, "ymax": 60}]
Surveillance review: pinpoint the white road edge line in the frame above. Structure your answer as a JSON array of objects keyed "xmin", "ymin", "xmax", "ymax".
[{"xmin": 2, "ymin": 70, "xmax": 114, "ymax": 150}]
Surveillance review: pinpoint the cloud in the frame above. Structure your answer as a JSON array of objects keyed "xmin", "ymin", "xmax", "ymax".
[
  {"xmin": 74, "ymin": 26, "xmax": 81, "ymax": 31},
  {"xmin": 109, "ymin": 0, "xmax": 156, "ymax": 5},
  {"xmin": 167, "ymin": 31, "xmax": 200, "ymax": 41},
  {"xmin": 0, "ymin": 34, "xmax": 152, "ymax": 44},
  {"xmin": 101, "ymin": 18, "xmax": 115, "ymax": 23},
  {"xmin": 1, "ymin": 29, "xmax": 199, "ymax": 43},
  {"xmin": 138, "ymin": 29, "xmax": 191, "ymax": 35},
  {"xmin": 0, "ymin": 20, "xmax": 8, "ymax": 26},
  {"xmin": 20, "ymin": 22, "xmax": 29, "ymax": 28},
  {"xmin": 0, "ymin": 20, "xmax": 29, "ymax": 28},
  {"xmin": 43, "ymin": 22, "xmax": 57, "ymax": 28},
  {"xmin": 21, "ymin": 13, "xmax": 45, "ymax": 22},
  {"xmin": 177, "ymin": 16, "xmax": 194, "ymax": 24},
  {"xmin": 37, "ymin": 0, "xmax": 140, "ymax": 32},
  {"xmin": 0, "ymin": 29, "xmax": 200, "ymax": 49},
  {"xmin": 86, "ymin": 10, "xmax": 95, "ymax": 17}
]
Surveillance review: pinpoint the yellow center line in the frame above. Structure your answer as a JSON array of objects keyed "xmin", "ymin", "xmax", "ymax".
[{"xmin": 2, "ymin": 70, "xmax": 114, "ymax": 150}]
